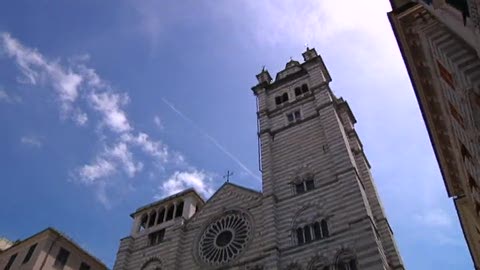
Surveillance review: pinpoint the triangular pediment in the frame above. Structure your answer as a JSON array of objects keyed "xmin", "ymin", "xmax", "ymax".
[{"xmin": 186, "ymin": 182, "xmax": 262, "ymax": 226}]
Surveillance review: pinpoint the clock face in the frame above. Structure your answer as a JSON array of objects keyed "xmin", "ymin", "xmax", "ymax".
[{"xmin": 198, "ymin": 211, "xmax": 252, "ymax": 266}]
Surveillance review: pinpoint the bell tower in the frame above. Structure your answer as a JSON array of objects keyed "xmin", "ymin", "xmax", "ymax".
[{"xmin": 252, "ymin": 48, "xmax": 404, "ymax": 269}]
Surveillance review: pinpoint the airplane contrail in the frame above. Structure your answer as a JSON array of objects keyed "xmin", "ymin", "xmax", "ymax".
[{"xmin": 161, "ymin": 98, "xmax": 261, "ymax": 182}]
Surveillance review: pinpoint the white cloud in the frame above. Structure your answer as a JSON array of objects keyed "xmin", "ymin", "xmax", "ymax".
[
  {"xmin": 153, "ymin": 115, "xmax": 163, "ymax": 130},
  {"xmin": 89, "ymin": 91, "xmax": 131, "ymax": 133},
  {"xmin": 122, "ymin": 132, "xmax": 168, "ymax": 161},
  {"xmin": 74, "ymin": 111, "xmax": 88, "ymax": 126},
  {"xmin": 415, "ymin": 209, "xmax": 453, "ymax": 228},
  {"xmin": 20, "ymin": 136, "xmax": 42, "ymax": 148},
  {"xmin": 78, "ymin": 158, "xmax": 116, "ymax": 184},
  {"xmin": 159, "ymin": 170, "xmax": 215, "ymax": 198},
  {"xmin": 1, "ymin": 32, "xmax": 202, "ymax": 207},
  {"xmin": 0, "ymin": 89, "xmax": 21, "ymax": 103},
  {"xmin": 77, "ymin": 141, "xmax": 145, "ymax": 185},
  {"xmin": 106, "ymin": 142, "xmax": 143, "ymax": 177},
  {"xmin": 0, "ymin": 33, "xmax": 84, "ymax": 116},
  {"xmin": 206, "ymin": 0, "xmax": 403, "ymax": 77}
]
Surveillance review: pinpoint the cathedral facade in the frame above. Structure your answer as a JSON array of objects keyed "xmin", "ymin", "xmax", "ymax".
[{"xmin": 112, "ymin": 48, "xmax": 404, "ymax": 270}]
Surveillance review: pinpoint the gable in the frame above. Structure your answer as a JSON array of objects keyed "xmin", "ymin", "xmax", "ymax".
[
  {"xmin": 186, "ymin": 183, "xmax": 262, "ymax": 226},
  {"xmin": 180, "ymin": 183, "xmax": 264, "ymax": 268}
]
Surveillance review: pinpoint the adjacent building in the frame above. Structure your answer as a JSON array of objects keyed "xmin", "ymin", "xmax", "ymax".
[
  {"xmin": 388, "ymin": 0, "xmax": 480, "ymax": 268},
  {"xmin": 0, "ymin": 228, "xmax": 107, "ymax": 270},
  {"xmin": 113, "ymin": 48, "xmax": 404, "ymax": 270},
  {"xmin": 0, "ymin": 238, "xmax": 13, "ymax": 253}
]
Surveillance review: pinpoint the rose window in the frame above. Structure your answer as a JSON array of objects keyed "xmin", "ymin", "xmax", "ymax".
[{"xmin": 198, "ymin": 211, "xmax": 251, "ymax": 265}]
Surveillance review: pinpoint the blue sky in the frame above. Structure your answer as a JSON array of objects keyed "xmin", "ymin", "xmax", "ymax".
[{"xmin": 0, "ymin": 0, "xmax": 472, "ymax": 269}]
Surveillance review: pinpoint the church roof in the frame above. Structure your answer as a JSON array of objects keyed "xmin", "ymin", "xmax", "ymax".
[
  {"xmin": 201, "ymin": 182, "xmax": 262, "ymax": 206},
  {"xmin": 183, "ymin": 182, "xmax": 262, "ymax": 226},
  {"xmin": 131, "ymin": 188, "xmax": 205, "ymax": 218},
  {"xmin": 214, "ymin": 182, "xmax": 261, "ymax": 197}
]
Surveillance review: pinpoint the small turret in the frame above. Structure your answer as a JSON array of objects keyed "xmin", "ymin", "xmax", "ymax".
[
  {"xmin": 256, "ymin": 66, "xmax": 272, "ymax": 85},
  {"xmin": 302, "ymin": 47, "xmax": 318, "ymax": 61}
]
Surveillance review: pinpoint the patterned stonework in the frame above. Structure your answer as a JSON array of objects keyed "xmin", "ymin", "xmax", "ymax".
[{"xmin": 112, "ymin": 49, "xmax": 404, "ymax": 270}]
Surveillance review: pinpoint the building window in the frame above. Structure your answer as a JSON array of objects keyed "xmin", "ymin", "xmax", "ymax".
[
  {"xmin": 304, "ymin": 225, "xmax": 312, "ymax": 242},
  {"xmin": 275, "ymin": 92, "xmax": 289, "ymax": 105},
  {"xmin": 22, "ymin": 243, "xmax": 37, "ymax": 264},
  {"xmin": 139, "ymin": 214, "xmax": 148, "ymax": 232},
  {"xmin": 166, "ymin": 205, "xmax": 175, "ymax": 221},
  {"xmin": 295, "ymin": 87, "xmax": 302, "ymax": 96},
  {"xmin": 4, "ymin": 253, "xmax": 17, "ymax": 270},
  {"xmin": 305, "ymin": 178, "xmax": 314, "ymax": 190},
  {"xmin": 294, "ymin": 84, "xmax": 310, "ymax": 96},
  {"xmin": 54, "ymin": 248, "xmax": 70, "ymax": 268},
  {"xmin": 296, "ymin": 228, "xmax": 304, "ymax": 245},
  {"xmin": 295, "ymin": 177, "xmax": 315, "ymax": 194},
  {"xmin": 175, "ymin": 201, "xmax": 184, "ymax": 218},
  {"xmin": 287, "ymin": 110, "xmax": 302, "ymax": 124},
  {"xmin": 295, "ymin": 219, "xmax": 329, "ymax": 245},
  {"xmin": 301, "ymin": 84, "xmax": 309, "ymax": 93},
  {"xmin": 148, "ymin": 229, "xmax": 165, "ymax": 246},
  {"xmin": 295, "ymin": 182, "xmax": 305, "ymax": 194},
  {"xmin": 79, "ymin": 262, "xmax": 91, "ymax": 270},
  {"xmin": 157, "ymin": 208, "xmax": 165, "ymax": 224},
  {"xmin": 313, "ymin": 222, "xmax": 322, "ymax": 240},
  {"xmin": 148, "ymin": 210, "xmax": 157, "ymax": 228},
  {"xmin": 436, "ymin": 60, "xmax": 455, "ymax": 89},
  {"xmin": 338, "ymin": 259, "xmax": 358, "ymax": 270},
  {"xmin": 449, "ymin": 102, "xmax": 465, "ymax": 128}
]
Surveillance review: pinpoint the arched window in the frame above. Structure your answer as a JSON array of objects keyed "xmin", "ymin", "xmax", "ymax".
[
  {"xmin": 296, "ymin": 227, "xmax": 304, "ymax": 245},
  {"xmin": 275, "ymin": 96, "xmax": 282, "ymax": 105},
  {"xmin": 294, "ymin": 175, "xmax": 315, "ymax": 194},
  {"xmin": 304, "ymin": 225, "xmax": 312, "ymax": 243},
  {"xmin": 312, "ymin": 220, "xmax": 329, "ymax": 240},
  {"xmin": 313, "ymin": 222, "xmax": 322, "ymax": 240},
  {"xmin": 140, "ymin": 257, "xmax": 162, "ymax": 270},
  {"xmin": 321, "ymin": 219, "xmax": 329, "ymax": 237},
  {"xmin": 139, "ymin": 214, "xmax": 148, "ymax": 232},
  {"xmin": 166, "ymin": 205, "xmax": 175, "ymax": 221},
  {"xmin": 301, "ymin": 84, "xmax": 309, "ymax": 93},
  {"xmin": 307, "ymin": 256, "xmax": 330, "ymax": 270},
  {"xmin": 337, "ymin": 259, "xmax": 357, "ymax": 270},
  {"xmin": 305, "ymin": 177, "xmax": 314, "ymax": 191},
  {"xmin": 336, "ymin": 251, "xmax": 357, "ymax": 270},
  {"xmin": 295, "ymin": 87, "xmax": 302, "ymax": 96},
  {"xmin": 157, "ymin": 208, "xmax": 165, "ymax": 224},
  {"xmin": 175, "ymin": 201, "xmax": 184, "ymax": 218},
  {"xmin": 148, "ymin": 211, "xmax": 157, "ymax": 228},
  {"xmin": 296, "ymin": 219, "xmax": 329, "ymax": 246}
]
